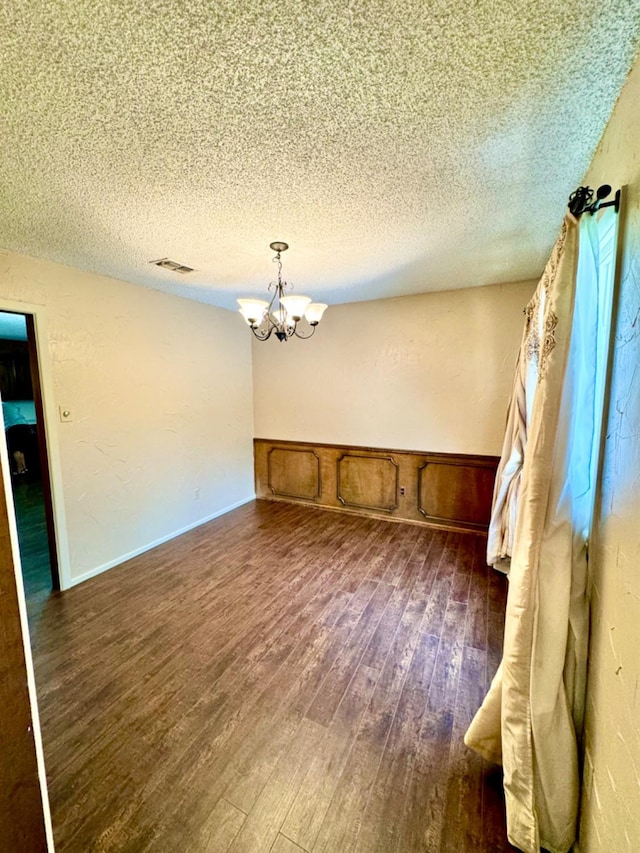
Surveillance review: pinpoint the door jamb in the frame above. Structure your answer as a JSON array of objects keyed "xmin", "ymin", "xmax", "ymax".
[{"xmin": 25, "ymin": 314, "xmax": 60, "ymax": 589}]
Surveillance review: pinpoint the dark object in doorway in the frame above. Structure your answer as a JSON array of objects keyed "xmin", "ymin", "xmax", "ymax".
[{"xmin": 6, "ymin": 424, "xmax": 40, "ymax": 479}]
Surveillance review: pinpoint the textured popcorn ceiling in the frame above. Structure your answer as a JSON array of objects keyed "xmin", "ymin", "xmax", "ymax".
[{"xmin": 1, "ymin": 1, "xmax": 640, "ymax": 310}]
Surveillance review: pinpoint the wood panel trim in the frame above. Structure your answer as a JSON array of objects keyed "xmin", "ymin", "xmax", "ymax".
[
  {"xmin": 267, "ymin": 446, "xmax": 321, "ymax": 501},
  {"xmin": 255, "ymin": 436, "xmax": 497, "ymax": 467},
  {"xmin": 417, "ymin": 460, "xmax": 495, "ymax": 530},
  {"xmin": 418, "ymin": 460, "xmax": 484, "ymax": 530},
  {"xmin": 336, "ymin": 453, "xmax": 399, "ymax": 513},
  {"xmin": 254, "ymin": 438, "xmax": 499, "ymax": 533}
]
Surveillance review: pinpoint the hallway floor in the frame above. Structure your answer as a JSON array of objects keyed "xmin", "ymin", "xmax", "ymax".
[{"xmin": 12, "ymin": 478, "xmax": 54, "ymax": 627}]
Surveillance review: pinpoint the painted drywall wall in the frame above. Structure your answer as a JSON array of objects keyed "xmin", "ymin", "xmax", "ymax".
[
  {"xmin": 0, "ymin": 251, "xmax": 254, "ymax": 584},
  {"xmin": 577, "ymin": 55, "xmax": 640, "ymax": 852},
  {"xmin": 252, "ymin": 280, "xmax": 536, "ymax": 456}
]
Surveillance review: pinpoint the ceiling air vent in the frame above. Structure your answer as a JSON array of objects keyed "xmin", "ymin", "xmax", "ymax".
[{"xmin": 150, "ymin": 258, "xmax": 194, "ymax": 274}]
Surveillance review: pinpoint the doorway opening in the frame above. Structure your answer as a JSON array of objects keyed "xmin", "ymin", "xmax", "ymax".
[{"xmin": 0, "ymin": 310, "xmax": 59, "ymax": 624}]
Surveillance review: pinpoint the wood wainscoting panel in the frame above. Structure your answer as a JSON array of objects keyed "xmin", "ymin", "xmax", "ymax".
[
  {"xmin": 267, "ymin": 447, "xmax": 321, "ymax": 501},
  {"xmin": 254, "ymin": 439, "xmax": 499, "ymax": 533},
  {"xmin": 418, "ymin": 460, "xmax": 496, "ymax": 530},
  {"xmin": 337, "ymin": 453, "xmax": 399, "ymax": 513}
]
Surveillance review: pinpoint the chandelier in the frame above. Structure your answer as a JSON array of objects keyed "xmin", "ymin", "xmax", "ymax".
[{"xmin": 237, "ymin": 242, "xmax": 327, "ymax": 342}]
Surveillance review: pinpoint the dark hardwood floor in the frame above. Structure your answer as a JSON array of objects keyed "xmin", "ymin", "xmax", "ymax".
[{"xmin": 28, "ymin": 500, "xmax": 515, "ymax": 852}]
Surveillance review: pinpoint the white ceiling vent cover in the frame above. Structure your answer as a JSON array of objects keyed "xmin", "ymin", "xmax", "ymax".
[{"xmin": 151, "ymin": 258, "xmax": 194, "ymax": 274}]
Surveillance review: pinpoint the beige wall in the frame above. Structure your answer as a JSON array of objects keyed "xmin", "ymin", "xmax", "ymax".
[
  {"xmin": 0, "ymin": 251, "xmax": 255, "ymax": 586},
  {"xmin": 578, "ymin": 57, "xmax": 640, "ymax": 851},
  {"xmin": 252, "ymin": 280, "xmax": 535, "ymax": 456}
]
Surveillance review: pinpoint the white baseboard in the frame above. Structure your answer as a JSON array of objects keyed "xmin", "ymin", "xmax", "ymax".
[{"xmin": 67, "ymin": 494, "xmax": 255, "ymax": 589}]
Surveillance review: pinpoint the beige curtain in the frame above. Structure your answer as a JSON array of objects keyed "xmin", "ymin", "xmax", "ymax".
[
  {"xmin": 485, "ymin": 279, "xmax": 543, "ymax": 573},
  {"xmin": 465, "ymin": 212, "xmax": 601, "ymax": 853}
]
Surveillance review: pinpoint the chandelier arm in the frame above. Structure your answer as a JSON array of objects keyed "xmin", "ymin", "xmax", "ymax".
[
  {"xmin": 250, "ymin": 324, "xmax": 273, "ymax": 341},
  {"xmin": 293, "ymin": 323, "xmax": 317, "ymax": 340}
]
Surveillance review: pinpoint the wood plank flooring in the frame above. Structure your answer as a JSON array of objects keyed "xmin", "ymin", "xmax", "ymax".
[{"xmin": 29, "ymin": 500, "xmax": 515, "ymax": 852}]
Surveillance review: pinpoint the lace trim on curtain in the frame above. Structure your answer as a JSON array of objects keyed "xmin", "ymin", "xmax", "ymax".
[{"xmin": 524, "ymin": 218, "xmax": 568, "ymax": 380}]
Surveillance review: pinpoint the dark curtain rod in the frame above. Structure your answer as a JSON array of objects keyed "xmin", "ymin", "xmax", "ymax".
[
  {"xmin": 568, "ymin": 184, "xmax": 620, "ymax": 217},
  {"xmin": 522, "ymin": 184, "xmax": 621, "ymax": 315}
]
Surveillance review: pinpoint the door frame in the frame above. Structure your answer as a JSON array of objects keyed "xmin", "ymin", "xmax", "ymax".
[
  {"xmin": 0, "ymin": 298, "xmax": 71, "ymax": 590},
  {"xmin": 26, "ymin": 313, "xmax": 61, "ymax": 589}
]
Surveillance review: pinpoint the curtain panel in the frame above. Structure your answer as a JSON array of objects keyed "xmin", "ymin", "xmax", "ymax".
[{"xmin": 465, "ymin": 212, "xmax": 603, "ymax": 853}]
